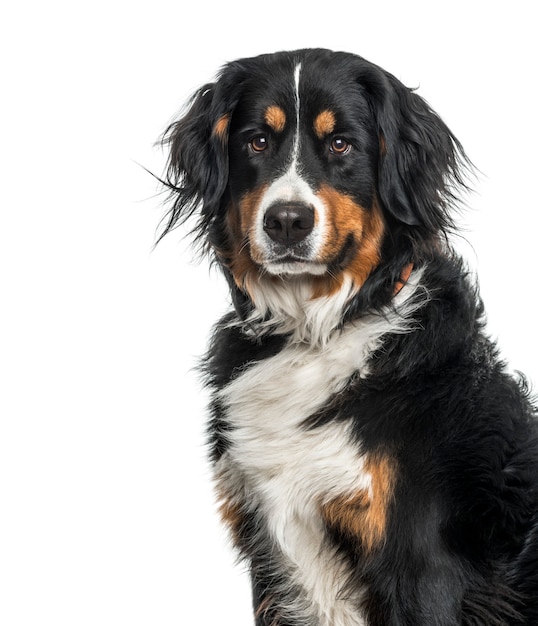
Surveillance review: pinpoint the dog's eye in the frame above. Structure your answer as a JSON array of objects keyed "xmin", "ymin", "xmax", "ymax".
[
  {"xmin": 249, "ymin": 135, "xmax": 268, "ymax": 153},
  {"xmin": 329, "ymin": 137, "xmax": 351, "ymax": 155}
]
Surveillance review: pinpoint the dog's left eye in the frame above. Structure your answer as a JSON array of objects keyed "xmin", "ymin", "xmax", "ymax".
[
  {"xmin": 249, "ymin": 135, "xmax": 268, "ymax": 153},
  {"xmin": 329, "ymin": 137, "xmax": 351, "ymax": 155}
]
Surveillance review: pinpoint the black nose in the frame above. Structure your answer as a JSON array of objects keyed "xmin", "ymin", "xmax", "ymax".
[{"xmin": 263, "ymin": 202, "xmax": 315, "ymax": 246}]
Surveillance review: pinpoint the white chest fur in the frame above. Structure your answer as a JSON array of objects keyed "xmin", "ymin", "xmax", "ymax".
[{"xmin": 215, "ymin": 277, "xmax": 424, "ymax": 625}]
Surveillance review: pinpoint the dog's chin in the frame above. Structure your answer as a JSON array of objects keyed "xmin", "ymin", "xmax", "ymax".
[{"xmin": 264, "ymin": 260, "xmax": 328, "ymax": 277}]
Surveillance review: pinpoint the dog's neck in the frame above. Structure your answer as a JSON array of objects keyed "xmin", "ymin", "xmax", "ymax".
[{"xmin": 236, "ymin": 263, "xmax": 420, "ymax": 347}]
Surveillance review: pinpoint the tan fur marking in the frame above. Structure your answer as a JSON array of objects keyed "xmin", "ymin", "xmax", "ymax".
[
  {"xmin": 394, "ymin": 262, "xmax": 414, "ymax": 295},
  {"xmin": 379, "ymin": 134, "xmax": 387, "ymax": 156},
  {"xmin": 312, "ymin": 186, "xmax": 385, "ymax": 297},
  {"xmin": 314, "ymin": 110, "xmax": 336, "ymax": 138},
  {"xmin": 310, "ymin": 273, "xmax": 345, "ymax": 300},
  {"xmin": 264, "ymin": 105, "xmax": 287, "ymax": 133},
  {"xmin": 214, "ymin": 480, "xmax": 245, "ymax": 545},
  {"xmin": 218, "ymin": 497, "xmax": 243, "ymax": 543},
  {"xmin": 213, "ymin": 114, "xmax": 230, "ymax": 141},
  {"xmin": 255, "ymin": 596, "xmax": 281, "ymax": 626},
  {"xmin": 344, "ymin": 198, "xmax": 385, "ymax": 287},
  {"xmin": 321, "ymin": 454, "xmax": 396, "ymax": 552},
  {"xmin": 222, "ymin": 189, "xmax": 267, "ymax": 291}
]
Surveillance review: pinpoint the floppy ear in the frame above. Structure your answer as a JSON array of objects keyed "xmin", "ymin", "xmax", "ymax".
[
  {"xmin": 363, "ymin": 68, "xmax": 470, "ymax": 232},
  {"xmin": 158, "ymin": 69, "xmax": 243, "ymax": 246}
]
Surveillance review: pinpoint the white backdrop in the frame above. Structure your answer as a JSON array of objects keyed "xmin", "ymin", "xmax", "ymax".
[{"xmin": 1, "ymin": 1, "xmax": 537, "ymax": 624}]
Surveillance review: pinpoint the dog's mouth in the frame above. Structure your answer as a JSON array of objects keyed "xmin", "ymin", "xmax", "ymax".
[
  {"xmin": 263, "ymin": 255, "xmax": 328, "ymax": 276},
  {"xmin": 261, "ymin": 233, "xmax": 358, "ymax": 277}
]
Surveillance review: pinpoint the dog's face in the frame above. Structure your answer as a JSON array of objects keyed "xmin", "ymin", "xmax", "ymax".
[
  {"xmin": 162, "ymin": 49, "xmax": 467, "ymax": 313},
  {"xmin": 221, "ymin": 57, "xmax": 384, "ymax": 295}
]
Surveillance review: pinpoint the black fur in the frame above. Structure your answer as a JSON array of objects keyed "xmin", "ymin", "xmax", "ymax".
[{"xmin": 159, "ymin": 49, "xmax": 538, "ymax": 624}]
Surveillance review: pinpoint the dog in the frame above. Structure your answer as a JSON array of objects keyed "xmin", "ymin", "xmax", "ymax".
[{"xmin": 158, "ymin": 49, "xmax": 538, "ymax": 625}]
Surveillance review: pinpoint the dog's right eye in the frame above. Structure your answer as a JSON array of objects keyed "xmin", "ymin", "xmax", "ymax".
[{"xmin": 249, "ymin": 135, "xmax": 268, "ymax": 153}]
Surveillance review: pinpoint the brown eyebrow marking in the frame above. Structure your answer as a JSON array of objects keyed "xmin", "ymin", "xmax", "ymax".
[
  {"xmin": 264, "ymin": 105, "xmax": 287, "ymax": 133},
  {"xmin": 314, "ymin": 110, "xmax": 336, "ymax": 139}
]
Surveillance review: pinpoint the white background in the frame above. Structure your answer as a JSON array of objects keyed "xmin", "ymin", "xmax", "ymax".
[{"xmin": 1, "ymin": 1, "xmax": 537, "ymax": 624}]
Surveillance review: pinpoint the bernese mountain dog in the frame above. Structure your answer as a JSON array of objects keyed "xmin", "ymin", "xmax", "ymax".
[{"xmin": 158, "ymin": 49, "xmax": 538, "ymax": 624}]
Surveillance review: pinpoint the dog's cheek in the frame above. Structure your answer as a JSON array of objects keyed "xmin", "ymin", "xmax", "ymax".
[
  {"xmin": 236, "ymin": 187, "xmax": 268, "ymax": 263},
  {"xmin": 221, "ymin": 191, "xmax": 265, "ymax": 290},
  {"xmin": 317, "ymin": 186, "xmax": 366, "ymax": 258},
  {"xmin": 316, "ymin": 186, "xmax": 385, "ymax": 288},
  {"xmin": 344, "ymin": 201, "xmax": 385, "ymax": 288}
]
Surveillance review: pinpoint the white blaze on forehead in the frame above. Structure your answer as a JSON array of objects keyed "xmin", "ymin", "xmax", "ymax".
[
  {"xmin": 253, "ymin": 61, "xmax": 328, "ymax": 260},
  {"xmin": 258, "ymin": 163, "xmax": 322, "ymax": 212},
  {"xmin": 292, "ymin": 62, "xmax": 302, "ymax": 164}
]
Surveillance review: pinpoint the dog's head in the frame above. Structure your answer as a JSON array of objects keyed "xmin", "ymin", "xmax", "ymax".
[{"xmin": 160, "ymin": 49, "xmax": 469, "ymax": 328}]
